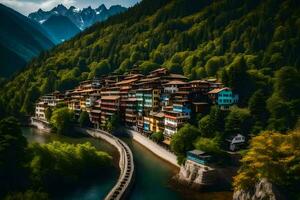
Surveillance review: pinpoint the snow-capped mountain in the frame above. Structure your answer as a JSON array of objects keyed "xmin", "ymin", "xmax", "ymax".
[{"xmin": 28, "ymin": 4, "xmax": 127, "ymax": 30}]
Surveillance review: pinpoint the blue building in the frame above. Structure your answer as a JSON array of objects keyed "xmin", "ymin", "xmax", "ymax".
[
  {"xmin": 208, "ymin": 87, "xmax": 238, "ymax": 110},
  {"xmin": 187, "ymin": 150, "xmax": 212, "ymax": 165}
]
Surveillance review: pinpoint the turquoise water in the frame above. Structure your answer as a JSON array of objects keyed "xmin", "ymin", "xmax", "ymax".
[{"xmin": 22, "ymin": 127, "xmax": 232, "ymax": 200}]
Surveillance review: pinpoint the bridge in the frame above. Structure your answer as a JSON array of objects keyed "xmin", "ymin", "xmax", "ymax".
[{"xmin": 82, "ymin": 128, "xmax": 134, "ymax": 200}]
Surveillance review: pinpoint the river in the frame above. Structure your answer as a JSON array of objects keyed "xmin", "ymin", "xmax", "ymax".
[{"xmin": 22, "ymin": 127, "xmax": 232, "ymax": 200}]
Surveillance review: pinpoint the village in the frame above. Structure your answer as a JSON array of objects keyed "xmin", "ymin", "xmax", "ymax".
[{"xmin": 34, "ymin": 67, "xmax": 240, "ymax": 145}]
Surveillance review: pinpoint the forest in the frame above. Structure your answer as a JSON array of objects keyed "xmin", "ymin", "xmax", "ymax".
[{"xmin": 0, "ymin": 0, "xmax": 299, "ymax": 133}]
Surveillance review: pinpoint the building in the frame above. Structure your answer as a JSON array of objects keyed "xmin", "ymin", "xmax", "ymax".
[
  {"xmin": 226, "ymin": 134, "xmax": 246, "ymax": 151},
  {"xmin": 90, "ymin": 99, "xmax": 101, "ymax": 128},
  {"xmin": 208, "ymin": 87, "xmax": 238, "ymax": 110},
  {"xmin": 100, "ymin": 95, "xmax": 120, "ymax": 125},
  {"xmin": 124, "ymin": 91, "xmax": 138, "ymax": 126},
  {"xmin": 163, "ymin": 80, "xmax": 187, "ymax": 94},
  {"xmin": 187, "ymin": 150, "xmax": 212, "ymax": 165},
  {"xmin": 34, "ymin": 92, "xmax": 64, "ymax": 120},
  {"xmin": 164, "ymin": 110, "xmax": 189, "ymax": 138},
  {"xmin": 149, "ymin": 111, "xmax": 164, "ymax": 133}
]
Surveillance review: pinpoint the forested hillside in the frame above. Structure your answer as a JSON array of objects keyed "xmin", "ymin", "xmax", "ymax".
[{"xmin": 0, "ymin": 0, "xmax": 299, "ymax": 132}]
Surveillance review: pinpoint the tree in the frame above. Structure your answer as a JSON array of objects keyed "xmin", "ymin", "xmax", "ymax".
[
  {"xmin": 198, "ymin": 106, "xmax": 226, "ymax": 137},
  {"xmin": 89, "ymin": 60, "xmax": 111, "ymax": 79},
  {"xmin": 170, "ymin": 124, "xmax": 200, "ymax": 164},
  {"xmin": 225, "ymin": 56, "xmax": 254, "ymax": 105},
  {"xmin": 4, "ymin": 191, "xmax": 49, "ymax": 200},
  {"xmin": 194, "ymin": 137, "xmax": 222, "ymax": 155},
  {"xmin": 0, "ymin": 117, "xmax": 28, "ymax": 196},
  {"xmin": 28, "ymin": 141, "xmax": 112, "ymax": 190},
  {"xmin": 139, "ymin": 61, "xmax": 159, "ymax": 75},
  {"xmin": 233, "ymin": 130, "xmax": 300, "ymax": 199},
  {"xmin": 274, "ymin": 66, "xmax": 300, "ymax": 100},
  {"xmin": 248, "ymin": 90, "xmax": 269, "ymax": 132},
  {"xmin": 225, "ymin": 107, "xmax": 252, "ymax": 137},
  {"xmin": 50, "ymin": 107, "xmax": 75, "ymax": 135},
  {"xmin": 106, "ymin": 113, "xmax": 122, "ymax": 134},
  {"xmin": 44, "ymin": 107, "xmax": 52, "ymax": 122},
  {"xmin": 204, "ymin": 56, "xmax": 224, "ymax": 76},
  {"xmin": 79, "ymin": 111, "xmax": 91, "ymax": 127},
  {"xmin": 150, "ymin": 131, "xmax": 164, "ymax": 143}
]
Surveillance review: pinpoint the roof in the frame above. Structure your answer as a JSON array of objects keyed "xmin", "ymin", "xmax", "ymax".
[
  {"xmin": 208, "ymin": 87, "xmax": 231, "ymax": 94},
  {"xmin": 150, "ymin": 111, "xmax": 164, "ymax": 118},
  {"xmin": 164, "ymin": 80, "xmax": 187, "ymax": 85},
  {"xmin": 150, "ymin": 67, "xmax": 167, "ymax": 74},
  {"xmin": 101, "ymin": 96, "xmax": 120, "ymax": 100},
  {"xmin": 168, "ymin": 74, "xmax": 187, "ymax": 79},
  {"xmin": 189, "ymin": 80, "xmax": 208, "ymax": 84},
  {"xmin": 138, "ymin": 77, "xmax": 160, "ymax": 82},
  {"xmin": 188, "ymin": 149, "xmax": 207, "ymax": 156},
  {"xmin": 115, "ymin": 78, "xmax": 139, "ymax": 86}
]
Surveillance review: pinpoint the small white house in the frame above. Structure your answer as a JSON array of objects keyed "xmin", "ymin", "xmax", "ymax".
[{"xmin": 226, "ymin": 134, "xmax": 246, "ymax": 151}]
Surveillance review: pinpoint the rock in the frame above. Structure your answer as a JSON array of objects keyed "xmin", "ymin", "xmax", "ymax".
[
  {"xmin": 233, "ymin": 178, "xmax": 285, "ymax": 200},
  {"xmin": 176, "ymin": 160, "xmax": 216, "ymax": 189}
]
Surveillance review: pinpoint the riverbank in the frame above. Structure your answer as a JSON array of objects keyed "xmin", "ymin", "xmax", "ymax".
[{"xmin": 127, "ymin": 129, "xmax": 180, "ymax": 168}]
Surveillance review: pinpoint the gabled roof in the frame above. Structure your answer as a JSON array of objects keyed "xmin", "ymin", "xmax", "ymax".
[
  {"xmin": 164, "ymin": 80, "xmax": 187, "ymax": 85},
  {"xmin": 150, "ymin": 67, "xmax": 167, "ymax": 74},
  {"xmin": 115, "ymin": 78, "xmax": 139, "ymax": 85}
]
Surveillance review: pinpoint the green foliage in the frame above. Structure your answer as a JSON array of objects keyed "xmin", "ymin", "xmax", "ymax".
[
  {"xmin": 0, "ymin": 117, "xmax": 28, "ymax": 197},
  {"xmin": 225, "ymin": 106, "xmax": 252, "ymax": 137},
  {"xmin": 266, "ymin": 66, "xmax": 300, "ymax": 132},
  {"xmin": 274, "ymin": 66, "xmax": 300, "ymax": 101},
  {"xmin": 28, "ymin": 141, "xmax": 112, "ymax": 191},
  {"xmin": 79, "ymin": 111, "xmax": 91, "ymax": 127},
  {"xmin": 204, "ymin": 56, "xmax": 225, "ymax": 76},
  {"xmin": 88, "ymin": 59, "xmax": 111, "ymax": 79},
  {"xmin": 50, "ymin": 107, "xmax": 75, "ymax": 135},
  {"xmin": 4, "ymin": 190, "xmax": 49, "ymax": 200},
  {"xmin": 139, "ymin": 61, "xmax": 160, "ymax": 75},
  {"xmin": 150, "ymin": 131, "xmax": 164, "ymax": 143},
  {"xmin": 248, "ymin": 89, "xmax": 269, "ymax": 133},
  {"xmin": 105, "ymin": 113, "xmax": 122, "ymax": 134},
  {"xmin": 44, "ymin": 107, "xmax": 52, "ymax": 122},
  {"xmin": 170, "ymin": 124, "xmax": 200, "ymax": 164},
  {"xmin": 233, "ymin": 130, "xmax": 300, "ymax": 198},
  {"xmin": 194, "ymin": 137, "xmax": 222, "ymax": 155},
  {"xmin": 198, "ymin": 106, "xmax": 226, "ymax": 138}
]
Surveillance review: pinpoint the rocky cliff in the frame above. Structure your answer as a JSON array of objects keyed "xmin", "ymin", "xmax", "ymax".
[
  {"xmin": 233, "ymin": 178, "xmax": 285, "ymax": 200},
  {"xmin": 176, "ymin": 160, "xmax": 216, "ymax": 188}
]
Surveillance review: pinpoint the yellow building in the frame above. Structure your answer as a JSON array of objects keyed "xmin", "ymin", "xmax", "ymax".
[{"xmin": 149, "ymin": 111, "xmax": 164, "ymax": 133}]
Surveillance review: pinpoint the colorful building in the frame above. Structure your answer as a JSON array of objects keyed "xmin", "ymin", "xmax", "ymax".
[{"xmin": 208, "ymin": 87, "xmax": 239, "ymax": 110}]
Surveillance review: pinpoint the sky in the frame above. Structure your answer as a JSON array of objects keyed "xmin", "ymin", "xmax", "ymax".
[{"xmin": 0, "ymin": 0, "xmax": 140, "ymax": 15}]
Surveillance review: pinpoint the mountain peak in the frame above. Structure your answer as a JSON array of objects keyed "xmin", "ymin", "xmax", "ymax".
[
  {"xmin": 52, "ymin": 4, "xmax": 67, "ymax": 14},
  {"xmin": 97, "ymin": 4, "xmax": 107, "ymax": 11},
  {"xmin": 29, "ymin": 3, "xmax": 127, "ymax": 30}
]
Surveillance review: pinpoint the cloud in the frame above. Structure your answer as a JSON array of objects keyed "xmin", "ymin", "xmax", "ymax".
[
  {"xmin": 0, "ymin": 0, "xmax": 140, "ymax": 15},
  {"xmin": 1, "ymin": 0, "xmax": 75, "ymax": 15}
]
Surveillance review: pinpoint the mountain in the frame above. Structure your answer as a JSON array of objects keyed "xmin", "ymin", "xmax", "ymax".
[
  {"xmin": 1, "ymin": 0, "xmax": 299, "ymax": 131},
  {"xmin": 42, "ymin": 15, "xmax": 81, "ymax": 43},
  {"xmin": 0, "ymin": 4, "xmax": 54, "ymax": 79},
  {"xmin": 28, "ymin": 4, "xmax": 127, "ymax": 30}
]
